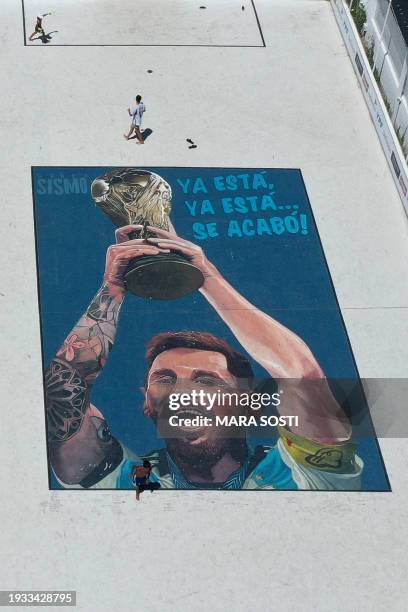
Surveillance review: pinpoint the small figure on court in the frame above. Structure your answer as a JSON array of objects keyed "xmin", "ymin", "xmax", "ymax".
[
  {"xmin": 131, "ymin": 460, "xmax": 160, "ymax": 501},
  {"xmin": 124, "ymin": 95, "xmax": 146, "ymax": 144},
  {"xmin": 28, "ymin": 13, "xmax": 51, "ymax": 41}
]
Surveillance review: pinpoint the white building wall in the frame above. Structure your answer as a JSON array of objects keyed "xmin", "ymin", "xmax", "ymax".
[{"xmin": 365, "ymin": 0, "xmax": 408, "ymax": 146}]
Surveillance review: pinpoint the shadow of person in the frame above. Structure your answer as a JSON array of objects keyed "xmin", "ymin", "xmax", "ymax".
[
  {"xmin": 33, "ymin": 30, "xmax": 58, "ymax": 44},
  {"xmin": 141, "ymin": 128, "xmax": 153, "ymax": 141},
  {"xmin": 128, "ymin": 128, "xmax": 153, "ymax": 142}
]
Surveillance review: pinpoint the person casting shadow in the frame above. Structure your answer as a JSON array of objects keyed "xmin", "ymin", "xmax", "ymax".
[{"xmin": 131, "ymin": 460, "xmax": 161, "ymax": 501}]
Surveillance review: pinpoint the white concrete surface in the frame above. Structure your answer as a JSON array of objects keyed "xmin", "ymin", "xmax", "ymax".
[
  {"xmin": 24, "ymin": 0, "xmax": 263, "ymax": 46},
  {"xmin": 1, "ymin": 0, "xmax": 408, "ymax": 611}
]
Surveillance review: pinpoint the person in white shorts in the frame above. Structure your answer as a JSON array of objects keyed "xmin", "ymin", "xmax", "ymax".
[{"xmin": 124, "ymin": 95, "xmax": 146, "ymax": 144}]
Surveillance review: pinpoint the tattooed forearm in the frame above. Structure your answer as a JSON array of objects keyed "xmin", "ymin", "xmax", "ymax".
[
  {"xmin": 87, "ymin": 282, "xmax": 123, "ymax": 323},
  {"xmin": 45, "ymin": 358, "xmax": 89, "ymax": 442},
  {"xmin": 45, "ymin": 284, "xmax": 124, "ymax": 441},
  {"xmin": 55, "ymin": 283, "xmax": 124, "ymax": 382}
]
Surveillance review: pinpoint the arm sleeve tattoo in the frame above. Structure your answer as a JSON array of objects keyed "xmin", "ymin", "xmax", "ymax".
[
  {"xmin": 45, "ymin": 284, "xmax": 124, "ymax": 442},
  {"xmin": 45, "ymin": 358, "xmax": 89, "ymax": 442}
]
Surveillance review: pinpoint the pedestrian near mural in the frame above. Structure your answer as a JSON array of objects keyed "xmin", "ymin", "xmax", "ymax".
[
  {"xmin": 131, "ymin": 460, "xmax": 160, "ymax": 501},
  {"xmin": 124, "ymin": 95, "xmax": 146, "ymax": 144}
]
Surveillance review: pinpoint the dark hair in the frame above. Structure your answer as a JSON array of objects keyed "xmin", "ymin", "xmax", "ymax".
[
  {"xmin": 143, "ymin": 459, "xmax": 151, "ymax": 468},
  {"xmin": 145, "ymin": 331, "xmax": 254, "ymax": 385},
  {"xmin": 136, "ymin": 95, "xmax": 142, "ymax": 102}
]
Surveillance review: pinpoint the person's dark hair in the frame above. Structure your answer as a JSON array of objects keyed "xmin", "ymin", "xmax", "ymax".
[
  {"xmin": 136, "ymin": 95, "xmax": 142, "ymax": 102},
  {"xmin": 145, "ymin": 331, "xmax": 254, "ymax": 385},
  {"xmin": 143, "ymin": 459, "xmax": 151, "ymax": 468}
]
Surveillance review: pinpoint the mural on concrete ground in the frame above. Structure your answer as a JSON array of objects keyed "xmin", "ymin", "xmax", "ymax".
[{"xmin": 32, "ymin": 167, "xmax": 390, "ymax": 491}]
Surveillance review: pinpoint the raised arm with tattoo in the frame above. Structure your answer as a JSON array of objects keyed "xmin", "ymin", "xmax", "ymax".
[
  {"xmin": 45, "ymin": 282, "xmax": 123, "ymax": 444},
  {"xmin": 45, "ymin": 225, "xmax": 170, "ymax": 484}
]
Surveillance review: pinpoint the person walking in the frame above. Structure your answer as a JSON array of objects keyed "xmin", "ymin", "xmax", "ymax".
[
  {"xmin": 28, "ymin": 13, "xmax": 51, "ymax": 41},
  {"xmin": 124, "ymin": 95, "xmax": 146, "ymax": 144}
]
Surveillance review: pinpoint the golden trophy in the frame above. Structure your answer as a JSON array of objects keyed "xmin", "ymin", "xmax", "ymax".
[{"xmin": 91, "ymin": 168, "xmax": 204, "ymax": 300}]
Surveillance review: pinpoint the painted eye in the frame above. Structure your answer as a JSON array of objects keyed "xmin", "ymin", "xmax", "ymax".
[
  {"xmin": 195, "ymin": 377, "xmax": 219, "ymax": 386},
  {"xmin": 97, "ymin": 423, "xmax": 112, "ymax": 442},
  {"xmin": 155, "ymin": 376, "xmax": 176, "ymax": 385}
]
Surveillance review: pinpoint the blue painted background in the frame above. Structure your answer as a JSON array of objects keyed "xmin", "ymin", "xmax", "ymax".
[{"xmin": 32, "ymin": 167, "xmax": 390, "ymax": 491}]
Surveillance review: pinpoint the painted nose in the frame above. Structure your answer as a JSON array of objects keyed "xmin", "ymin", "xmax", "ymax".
[{"xmin": 91, "ymin": 178, "xmax": 110, "ymax": 201}]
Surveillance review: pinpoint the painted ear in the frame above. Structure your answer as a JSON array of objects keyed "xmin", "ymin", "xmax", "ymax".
[
  {"xmin": 141, "ymin": 388, "xmax": 155, "ymax": 418},
  {"xmin": 143, "ymin": 402, "xmax": 154, "ymax": 418}
]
